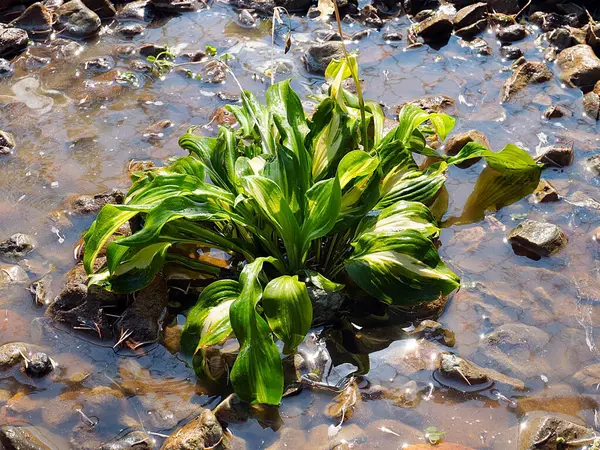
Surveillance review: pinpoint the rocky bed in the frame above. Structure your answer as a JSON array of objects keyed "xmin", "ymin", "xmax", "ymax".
[{"xmin": 0, "ymin": 0, "xmax": 599, "ymax": 449}]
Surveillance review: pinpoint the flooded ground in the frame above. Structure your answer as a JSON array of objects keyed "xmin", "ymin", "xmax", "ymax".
[{"xmin": 0, "ymin": 0, "xmax": 600, "ymax": 448}]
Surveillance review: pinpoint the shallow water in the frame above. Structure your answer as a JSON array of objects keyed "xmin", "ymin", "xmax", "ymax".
[{"xmin": 0, "ymin": 2, "xmax": 600, "ymax": 449}]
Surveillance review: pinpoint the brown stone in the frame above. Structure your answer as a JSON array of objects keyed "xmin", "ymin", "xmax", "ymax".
[
  {"xmin": 442, "ymin": 129, "xmax": 489, "ymax": 168},
  {"xmin": 502, "ymin": 62, "xmax": 554, "ymax": 102},
  {"xmin": 557, "ymin": 44, "xmax": 600, "ymax": 92},
  {"xmin": 532, "ymin": 179, "xmax": 559, "ymax": 203}
]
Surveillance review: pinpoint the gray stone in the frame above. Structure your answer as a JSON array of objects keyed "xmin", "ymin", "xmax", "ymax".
[
  {"xmin": 25, "ymin": 352, "xmax": 53, "ymax": 377},
  {"xmin": 0, "ymin": 130, "xmax": 16, "ymax": 155},
  {"xmin": 150, "ymin": 0, "xmax": 202, "ymax": 12},
  {"xmin": 557, "ymin": 44, "xmax": 600, "ymax": 92},
  {"xmin": 0, "ymin": 233, "xmax": 34, "ymax": 261},
  {"xmin": 508, "ymin": 220, "xmax": 567, "ymax": 259},
  {"xmin": 307, "ymin": 285, "xmax": 346, "ymax": 326},
  {"xmin": 55, "ymin": 0, "xmax": 101, "ymax": 38},
  {"xmin": 583, "ymin": 91, "xmax": 600, "ymax": 120},
  {"xmin": 66, "ymin": 189, "xmax": 125, "ymax": 215},
  {"xmin": 496, "ymin": 24, "xmax": 527, "ymax": 43},
  {"xmin": 99, "ymin": 430, "xmax": 153, "ymax": 450},
  {"xmin": 0, "ymin": 58, "xmax": 13, "ymax": 77},
  {"xmin": 161, "ymin": 409, "xmax": 226, "ymax": 450},
  {"xmin": 303, "ymin": 42, "xmax": 344, "ymax": 74},
  {"xmin": 500, "ymin": 45, "xmax": 523, "ymax": 60},
  {"xmin": 116, "ymin": 0, "xmax": 154, "ymax": 22},
  {"xmin": 547, "ymin": 27, "xmax": 574, "ymax": 50},
  {"xmin": 0, "ymin": 425, "xmax": 54, "ymax": 450},
  {"xmin": 0, "ymin": 342, "xmax": 28, "ymax": 368},
  {"xmin": 237, "ymin": 9, "xmax": 256, "ymax": 27},
  {"xmin": 81, "ymin": 0, "xmax": 116, "ymax": 18},
  {"xmin": 401, "ymin": 94, "xmax": 455, "ymax": 113},
  {"xmin": 116, "ymin": 24, "xmax": 145, "ymax": 38},
  {"xmin": 0, "ymin": 27, "xmax": 28, "ymax": 59},
  {"xmin": 573, "ymin": 363, "xmax": 600, "ymax": 392},
  {"xmin": 586, "ymin": 154, "xmax": 600, "ymax": 176},
  {"xmin": 535, "ymin": 144, "xmax": 574, "ymax": 167},
  {"xmin": 83, "ymin": 56, "xmax": 114, "ymax": 73},
  {"xmin": 502, "ymin": 61, "xmax": 554, "ymax": 102},
  {"xmin": 518, "ymin": 416, "xmax": 594, "ymax": 450}
]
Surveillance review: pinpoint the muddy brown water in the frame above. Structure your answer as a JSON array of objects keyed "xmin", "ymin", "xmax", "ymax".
[{"xmin": 0, "ymin": 3, "xmax": 599, "ymax": 449}]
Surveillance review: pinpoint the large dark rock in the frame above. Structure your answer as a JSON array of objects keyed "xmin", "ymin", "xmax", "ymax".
[
  {"xmin": 453, "ymin": 2, "xmax": 487, "ymax": 29},
  {"xmin": 496, "ymin": 24, "xmax": 527, "ymax": 43},
  {"xmin": 547, "ymin": 27, "xmax": 575, "ymax": 50},
  {"xmin": 486, "ymin": 0, "xmax": 522, "ymax": 14},
  {"xmin": 502, "ymin": 61, "xmax": 554, "ymax": 102},
  {"xmin": 303, "ymin": 42, "xmax": 345, "ymax": 74},
  {"xmin": 586, "ymin": 23, "xmax": 600, "ymax": 54},
  {"xmin": 518, "ymin": 416, "xmax": 595, "ymax": 450},
  {"xmin": 500, "ymin": 45, "xmax": 523, "ymax": 60},
  {"xmin": 402, "ymin": 0, "xmax": 439, "ymax": 15},
  {"xmin": 81, "ymin": 0, "xmax": 116, "ymax": 18},
  {"xmin": 116, "ymin": 0, "xmax": 154, "ymax": 22},
  {"xmin": 417, "ymin": 12, "xmax": 453, "ymax": 43},
  {"xmin": 508, "ymin": 220, "xmax": 567, "ymax": 260},
  {"xmin": 161, "ymin": 409, "xmax": 227, "ymax": 450},
  {"xmin": 535, "ymin": 144, "xmax": 574, "ymax": 167},
  {"xmin": 55, "ymin": 0, "xmax": 102, "ymax": 38},
  {"xmin": 0, "ymin": 27, "xmax": 28, "ymax": 59},
  {"xmin": 307, "ymin": 285, "xmax": 346, "ymax": 326},
  {"xmin": 66, "ymin": 189, "xmax": 125, "ymax": 215},
  {"xmin": 9, "ymin": 2, "xmax": 53, "ymax": 38},
  {"xmin": 557, "ymin": 44, "xmax": 600, "ymax": 92},
  {"xmin": 116, "ymin": 275, "xmax": 168, "ymax": 345}
]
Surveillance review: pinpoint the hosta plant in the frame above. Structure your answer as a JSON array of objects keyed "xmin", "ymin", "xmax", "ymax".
[{"xmin": 83, "ymin": 56, "xmax": 542, "ymax": 405}]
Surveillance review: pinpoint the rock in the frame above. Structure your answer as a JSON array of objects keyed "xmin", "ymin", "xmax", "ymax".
[
  {"xmin": 150, "ymin": 0, "xmax": 201, "ymax": 12},
  {"xmin": 480, "ymin": 323, "xmax": 552, "ymax": 380},
  {"xmin": 55, "ymin": 0, "xmax": 101, "ymax": 38},
  {"xmin": 417, "ymin": 13, "xmax": 453, "ymax": 43},
  {"xmin": 0, "ymin": 264, "xmax": 29, "ymax": 286},
  {"xmin": 117, "ymin": 1, "xmax": 154, "ymax": 22},
  {"xmin": 466, "ymin": 37, "xmax": 492, "ymax": 55},
  {"xmin": 382, "ymin": 30, "xmax": 403, "ymax": 41},
  {"xmin": 29, "ymin": 274, "xmax": 53, "ymax": 306},
  {"xmin": 413, "ymin": 9, "xmax": 435, "ymax": 22},
  {"xmin": 442, "ymin": 130, "xmax": 489, "ymax": 168},
  {"xmin": 0, "ymin": 425, "xmax": 54, "ymax": 450},
  {"xmin": 116, "ymin": 275, "xmax": 168, "ymax": 345},
  {"xmin": 303, "ymin": 42, "xmax": 344, "ymax": 74},
  {"xmin": 99, "ymin": 430, "xmax": 154, "ymax": 450},
  {"xmin": 116, "ymin": 24, "xmax": 145, "ymax": 38},
  {"xmin": 45, "ymin": 260, "xmax": 125, "ymax": 337},
  {"xmin": 547, "ymin": 27, "xmax": 574, "ymax": 50},
  {"xmin": 573, "ymin": 363, "xmax": 600, "ymax": 392},
  {"xmin": 307, "ymin": 285, "xmax": 346, "ymax": 326},
  {"xmin": 543, "ymin": 104, "xmax": 570, "ymax": 119},
  {"xmin": 586, "ymin": 23, "xmax": 600, "ymax": 54},
  {"xmin": 362, "ymin": 380, "xmax": 421, "ymax": 408},
  {"xmin": 198, "ymin": 60, "xmax": 227, "ymax": 84},
  {"xmin": 237, "ymin": 9, "xmax": 256, "ymax": 27},
  {"xmin": 0, "ymin": 58, "xmax": 13, "ymax": 77},
  {"xmin": 0, "ymin": 233, "xmax": 34, "ymax": 261},
  {"xmin": 143, "ymin": 119, "xmax": 174, "ymax": 141},
  {"xmin": 66, "ymin": 189, "xmax": 125, "ymax": 215},
  {"xmin": 139, "ymin": 44, "xmax": 168, "ymax": 59},
  {"xmin": 0, "ymin": 130, "xmax": 16, "ymax": 155},
  {"xmin": 0, "ymin": 342, "xmax": 28, "ymax": 368},
  {"xmin": 81, "ymin": 0, "xmax": 116, "ymax": 18},
  {"xmin": 532, "ymin": 179, "xmax": 559, "ymax": 203},
  {"xmin": 535, "ymin": 145, "xmax": 574, "ymax": 168},
  {"xmin": 557, "ymin": 44, "xmax": 600, "ymax": 92},
  {"xmin": 161, "ymin": 409, "xmax": 226, "ymax": 450},
  {"xmin": 402, "ymin": 94, "xmax": 455, "ymax": 113},
  {"xmin": 412, "ymin": 319, "xmax": 455, "ymax": 346},
  {"xmin": 586, "ymin": 154, "xmax": 600, "ymax": 175},
  {"xmin": 518, "ymin": 416, "xmax": 595, "ymax": 450},
  {"xmin": 502, "ymin": 61, "xmax": 554, "ymax": 102},
  {"xmin": 508, "ymin": 220, "xmax": 567, "ymax": 259},
  {"xmin": 455, "ymin": 18, "xmax": 487, "ymax": 39},
  {"xmin": 9, "ymin": 2, "xmax": 53, "ymax": 38},
  {"xmin": 453, "ymin": 2, "xmax": 487, "ymax": 30},
  {"xmin": 496, "ymin": 24, "xmax": 527, "ymax": 43},
  {"xmin": 405, "ymin": 445, "xmax": 476, "ymax": 450},
  {"xmin": 0, "ymin": 27, "xmax": 28, "ymax": 59},
  {"xmin": 486, "ymin": 0, "xmax": 521, "ymax": 14},
  {"xmin": 182, "ymin": 49, "xmax": 206, "ymax": 62},
  {"xmin": 83, "ymin": 56, "xmax": 114, "ymax": 73},
  {"xmin": 213, "ymin": 394, "xmax": 250, "ymax": 425},
  {"xmin": 402, "ymin": 0, "xmax": 439, "ymax": 15},
  {"xmin": 24, "ymin": 352, "xmax": 53, "ymax": 376},
  {"xmin": 500, "ymin": 45, "xmax": 523, "ymax": 60},
  {"xmin": 583, "ymin": 91, "xmax": 600, "ymax": 119}
]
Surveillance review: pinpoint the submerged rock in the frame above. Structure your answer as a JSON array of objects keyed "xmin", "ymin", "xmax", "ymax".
[
  {"xmin": 0, "ymin": 264, "xmax": 29, "ymax": 286},
  {"xmin": 508, "ymin": 220, "xmax": 567, "ymax": 259},
  {"xmin": 213, "ymin": 394, "xmax": 250, "ymax": 425},
  {"xmin": 500, "ymin": 45, "xmax": 523, "ymax": 60},
  {"xmin": 557, "ymin": 44, "xmax": 600, "ymax": 92},
  {"xmin": 83, "ymin": 56, "xmax": 114, "ymax": 73},
  {"xmin": 56, "ymin": 0, "xmax": 102, "ymax": 38},
  {"xmin": 161, "ymin": 409, "xmax": 226, "ymax": 450},
  {"xmin": 0, "ymin": 130, "xmax": 16, "ymax": 155},
  {"xmin": 442, "ymin": 130, "xmax": 489, "ymax": 168},
  {"xmin": 401, "ymin": 94, "xmax": 455, "ymax": 114},
  {"xmin": 0, "ymin": 58, "xmax": 13, "ymax": 77},
  {"xmin": 303, "ymin": 42, "xmax": 345, "ymax": 74},
  {"xmin": 81, "ymin": 0, "xmax": 117, "ymax": 19},
  {"xmin": 0, "ymin": 425, "xmax": 54, "ymax": 450},
  {"xmin": 502, "ymin": 61, "xmax": 554, "ymax": 102},
  {"xmin": 24, "ymin": 351, "xmax": 53, "ymax": 377},
  {"xmin": 535, "ymin": 144, "xmax": 574, "ymax": 167},
  {"xmin": 0, "ymin": 342, "xmax": 28, "ymax": 368},
  {"xmin": 99, "ymin": 430, "xmax": 154, "ymax": 450},
  {"xmin": 9, "ymin": 2, "xmax": 54, "ymax": 38},
  {"xmin": 0, "ymin": 233, "xmax": 34, "ymax": 261},
  {"xmin": 518, "ymin": 416, "xmax": 595, "ymax": 450},
  {"xmin": 547, "ymin": 27, "xmax": 575, "ymax": 50},
  {"xmin": 150, "ymin": 0, "xmax": 202, "ymax": 12},
  {"xmin": 0, "ymin": 27, "xmax": 29, "ymax": 59},
  {"xmin": 543, "ymin": 104, "xmax": 570, "ymax": 119}
]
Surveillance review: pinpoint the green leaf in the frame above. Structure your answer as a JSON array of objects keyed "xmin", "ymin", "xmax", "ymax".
[
  {"xmin": 300, "ymin": 177, "xmax": 341, "ymax": 259},
  {"xmin": 378, "ymin": 164, "xmax": 448, "ymax": 209},
  {"xmin": 181, "ymin": 279, "xmax": 241, "ymax": 356},
  {"xmin": 302, "ymin": 269, "xmax": 344, "ymax": 293},
  {"xmin": 337, "ymin": 150, "xmax": 379, "ymax": 189},
  {"xmin": 262, "ymin": 275, "xmax": 312, "ymax": 351},
  {"xmin": 229, "ymin": 257, "xmax": 284, "ymax": 405},
  {"xmin": 206, "ymin": 44, "xmax": 217, "ymax": 56},
  {"xmin": 345, "ymin": 229, "xmax": 460, "ymax": 305}
]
